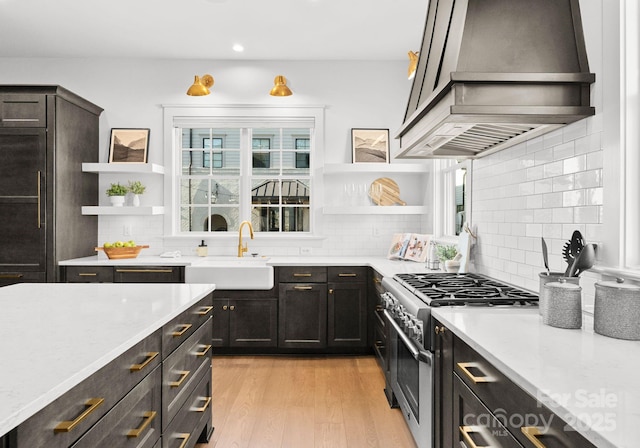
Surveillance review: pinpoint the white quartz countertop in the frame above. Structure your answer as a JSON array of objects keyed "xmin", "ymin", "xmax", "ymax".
[
  {"xmin": 0, "ymin": 283, "xmax": 215, "ymax": 437},
  {"xmin": 432, "ymin": 307, "xmax": 640, "ymax": 448},
  {"xmin": 59, "ymin": 255, "xmax": 431, "ymax": 278}
]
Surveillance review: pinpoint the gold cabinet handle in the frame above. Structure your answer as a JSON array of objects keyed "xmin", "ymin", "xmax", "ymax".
[
  {"xmin": 78, "ymin": 272, "xmax": 98, "ymax": 277},
  {"xmin": 171, "ymin": 323, "xmax": 192, "ymax": 337},
  {"xmin": 176, "ymin": 433, "xmax": 190, "ymax": 448},
  {"xmin": 457, "ymin": 362, "xmax": 494, "ymax": 384},
  {"xmin": 194, "ymin": 344, "xmax": 212, "ymax": 357},
  {"xmin": 521, "ymin": 427, "xmax": 547, "ymax": 448},
  {"xmin": 460, "ymin": 425, "xmax": 496, "ymax": 448},
  {"xmin": 37, "ymin": 171, "xmax": 41, "ymax": 229},
  {"xmin": 54, "ymin": 398, "xmax": 104, "ymax": 433},
  {"xmin": 229, "ymin": 305, "xmax": 235, "ymax": 310},
  {"xmin": 329, "ymin": 289, "xmax": 334, "ymax": 294},
  {"xmin": 0, "ymin": 274, "xmax": 23, "ymax": 279},
  {"xmin": 338, "ymin": 273, "xmax": 357, "ymax": 277},
  {"xmin": 293, "ymin": 273, "xmax": 312, "ymax": 277},
  {"xmin": 130, "ymin": 352, "xmax": 159, "ymax": 372},
  {"xmin": 192, "ymin": 396, "xmax": 212, "ymax": 413},
  {"xmin": 127, "ymin": 411, "xmax": 156, "ymax": 438},
  {"xmin": 435, "ymin": 325, "xmax": 447, "ymax": 335},
  {"xmin": 294, "ymin": 286, "xmax": 313, "ymax": 290},
  {"xmin": 375, "ymin": 305, "xmax": 384, "ymax": 311},
  {"xmin": 222, "ymin": 305, "xmax": 228, "ymax": 310},
  {"xmin": 115, "ymin": 269, "xmax": 174, "ymax": 273},
  {"xmin": 170, "ymin": 370, "xmax": 190, "ymax": 388},
  {"xmin": 196, "ymin": 305, "xmax": 213, "ymax": 315}
]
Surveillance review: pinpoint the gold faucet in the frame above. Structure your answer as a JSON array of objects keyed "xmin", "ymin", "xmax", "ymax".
[{"xmin": 238, "ymin": 220, "xmax": 254, "ymax": 257}]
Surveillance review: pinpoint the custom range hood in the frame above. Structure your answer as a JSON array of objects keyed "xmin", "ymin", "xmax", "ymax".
[{"xmin": 395, "ymin": 0, "xmax": 595, "ymax": 159}]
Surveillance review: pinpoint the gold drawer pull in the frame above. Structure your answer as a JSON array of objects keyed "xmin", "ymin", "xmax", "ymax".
[
  {"xmin": 521, "ymin": 427, "xmax": 547, "ymax": 448},
  {"xmin": 338, "ymin": 273, "xmax": 357, "ymax": 277},
  {"xmin": 294, "ymin": 286, "xmax": 313, "ymax": 290},
  {"xmin": 460, "ymin": 425, "xmax": 495, "ymax": 448},
  {"xmin": 293, "ymin": 273, "xmax": 312, "ymax": 277},
  {"xmin": 457, "ymin": 362, "xmax": 494, "ymax": 384},
  {"xmin": 54, "ymin": 398, "xmax": 104, "ymax": 433},
  {"xmin": 194, "ymin": 344, "xmax": 212, "ymax": 356},
  {"xmin": 170, "ymin": 370, "xmax": 190, "ymax": 388},
  {"xmin": 0, "ymin": 274, "xmax": 23, "ymax": 279},
  {"xmin": 193, "ymin": 396, "xmax": 212, "ymax": 413},
  {"xmin": 172, "ymin": 323, "xmax": 192, "ymax": 337},
  {"xmin": 78, "ymin": 272, "xmax": 98, "ymax": 277},
  {"xmin": 115, "ymin": 269, "xmax": 174, "ymax": 273},
  {"xmin": 176, "ymin": 433, "xmax": 190, "ymax": 448},
  {"xmin": 196, "ymin": 305, "xmax": 213, "ymax": 315},
  {"xmin": 130, "ymin": 352, "xmax": 159, "ymax": 372},
  {"xmin": 127, "ymin": 411, "xmax": 157, "ymax": 438}
]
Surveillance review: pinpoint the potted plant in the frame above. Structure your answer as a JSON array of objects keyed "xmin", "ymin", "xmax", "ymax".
[
  {"xmin": 436, "ymin": 244, "xmax": 460, "ymax": 273},
  {"xmin": 106, "ymin": 182, "xmax": 128, "ymax": 207},
  {"xmin": 128, "ymin": 180, "xmax": 146, "ymax": 207}
]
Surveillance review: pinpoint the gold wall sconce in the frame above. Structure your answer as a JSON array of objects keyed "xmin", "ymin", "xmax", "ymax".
[
  {"xmin": 187, "ymin": 74, "xmax": 214, "ymax": 96},
  {"xmin": 407, "ymin": 51, "xmax": 419, "ymax": 80},
  {"xmin": 269, "ymin": 75, "xmax": 293, "ymax": 96}
]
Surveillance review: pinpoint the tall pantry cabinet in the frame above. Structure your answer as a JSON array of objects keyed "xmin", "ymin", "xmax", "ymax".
[{"xmin": 0, "ymin": 86, "xmax": 102, "ymax": 286}]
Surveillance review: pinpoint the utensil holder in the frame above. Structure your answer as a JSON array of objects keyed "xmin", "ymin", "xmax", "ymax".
[
  {"xmin": 538, "ymin": 272, "xmax": 579, "ymax": 316},
  {"xmin": 543, "ymin": 280, "xmax": 582, "ymax": 329}
]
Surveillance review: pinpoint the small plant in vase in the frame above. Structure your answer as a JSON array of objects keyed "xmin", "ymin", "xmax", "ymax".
[
  {"xmin": 128, "ymin": 180, "xmax": 146, "ymax": 207},
  {"xmin": 106, "ymin": 183, "xmax": 128, "ymax": 207},
  {"xmin": 436, "ymin": 244, "xmax": 460, "ymax": 273}
]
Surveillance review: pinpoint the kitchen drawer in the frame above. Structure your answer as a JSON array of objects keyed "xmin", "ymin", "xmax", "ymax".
[
  {"xmin": 71, "ymin": 365, "xmax": 162, "ymax": 448},
  {"xmin": 327, "ymin": 266, "xmax": 368, "ymax": 282},
  {"xmin": 162, "ymin": 317, "xmax": 212, "ymax": 429},
  {"xmin": 0, "ymin": 94, "xmax": 46, "ymax": 127},
  {"xmin": 114, "ymin": 266, "xmax": 184, "ymax": 283},
  {"xmin": 16, "ymin": 329, "xmax": 162, "ymax": 448},
  {"xmin": 162, "ymin": 295, "xmax": 213, "ymax": 358},
  {"xmin": 64, "ymin": 266, "xmax": 114, "ymax": 283},
  {"xmin": 0, "ymin": 271, "xmax": 45, "ymax": 286},
  {"xmin": 278, "ymin": 266, "xmax": 327, "ymax": 283},
  {"xmin": 453, "ymin": 335, "xmax": 597, "ymax": 448},
  {"xmin": 162, "ymin": 367, "xmax": 212, "ymax": 448},
  {"xmin": 453, "ymin": 374, "xmax": 522, "ymax": 447}
]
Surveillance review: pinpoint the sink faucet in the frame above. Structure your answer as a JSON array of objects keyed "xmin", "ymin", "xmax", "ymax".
[{"xmin": 238, "ymin": 220, "xmax": 254, "ymax": 257}]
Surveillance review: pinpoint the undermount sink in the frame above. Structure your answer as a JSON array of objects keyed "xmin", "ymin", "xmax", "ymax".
[{"xmin": 185, "ymin": 256, "xmax": 274, "ymax": 290}]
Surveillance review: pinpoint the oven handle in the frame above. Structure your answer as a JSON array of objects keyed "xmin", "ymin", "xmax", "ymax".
[{"xmin": 383, "ymin": 309, "xmax": 432, "ymax": 365}]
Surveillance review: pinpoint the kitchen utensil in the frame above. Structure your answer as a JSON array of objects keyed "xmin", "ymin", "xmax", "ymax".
[
  {"xmin": 594, "ymin": 278, "xmax": 640, "ymax": 340},
  {"xmin": 543, "ymin": 279, "xmax": 582, "ymax": 329},
  {"xmin": 368, "ymin": 177, "xmax": 406, "ymax": 206},
  {"xmin": 568, "ymin": 243, "xmax": 596, "ymax": 277},
  {"xmin": 541, "ymin": 237, "xmax": 550, "ymax": 275},
  {"xmin": 563, "ymin": 230, "xmax": 585, "ymax": 276},
  {"xmin": 538, "ymin": 272, "xmax": 579, "ymax": 316}
]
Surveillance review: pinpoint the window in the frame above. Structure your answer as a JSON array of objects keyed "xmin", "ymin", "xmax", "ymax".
[
  {"xmin": 434, "ymin": 159, "xmax": 471, "ymax": 238},
  {"xmin": 203, "ymin": 137, "xmax": 223, "ymax": 168},
  {"xmin": 252, "ymin": 137, "xmax": 271, "ymax": 168},
  {"xmin": 295, "ymin": 137, "xmax": 310, "ymax": 168}
]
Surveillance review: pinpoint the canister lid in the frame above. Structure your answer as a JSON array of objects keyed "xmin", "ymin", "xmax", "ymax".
[
  {"xmin": 545, "ymin": 278, "xmax": 581, "ymax": 290},
  {"xmin": 595, "ymin": 277, "xmax": 640, "ymax": 291}
]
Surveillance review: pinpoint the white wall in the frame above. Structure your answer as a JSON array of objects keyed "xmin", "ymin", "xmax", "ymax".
[
  {"xmin": 0, "ymin": 58, "xmax": 429, "ymax": 256},
  {"xmin": 470, "ymin": 0, "xmax": 614, "ymax": 307}
]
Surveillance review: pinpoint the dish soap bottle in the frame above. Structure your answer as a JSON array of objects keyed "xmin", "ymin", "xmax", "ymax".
[{"xmin": 197, "ymin": 240, "xmax": 208, "ymax": 257}]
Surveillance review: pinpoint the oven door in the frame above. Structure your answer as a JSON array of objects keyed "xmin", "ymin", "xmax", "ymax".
[{"xmin": 384, "ymin": 309, "xmax": 433, "ymax": 448}]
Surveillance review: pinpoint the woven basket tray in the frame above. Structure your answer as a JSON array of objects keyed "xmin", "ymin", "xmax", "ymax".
[{"xmin": 95, "ymin": 245, "xmax": 149, "ymax": 260}]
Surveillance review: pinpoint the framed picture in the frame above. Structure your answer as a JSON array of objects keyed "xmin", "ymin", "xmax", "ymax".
[
  {"xmin": 108, "ymin": 128, "xmax": 150, "ymax": 163},
  {"xmin": 351, "ymin": 128, "xmax": 390, "ymax": 163}
]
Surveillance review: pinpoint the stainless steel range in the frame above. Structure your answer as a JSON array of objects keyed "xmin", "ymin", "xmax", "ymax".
[{"xmin": 380, "ymin": 272, "xmax": 538, "ymax": 448}]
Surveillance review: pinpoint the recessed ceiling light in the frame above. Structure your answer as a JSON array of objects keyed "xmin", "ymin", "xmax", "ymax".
[{"xmin": 232, "ymin": 44, "xmax": 244, "ymax": 53}]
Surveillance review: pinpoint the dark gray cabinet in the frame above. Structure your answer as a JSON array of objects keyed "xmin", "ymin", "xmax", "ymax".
[
  {"xmin": 0, "ymin": 86, "xmax": 102, "ymax": 286},
  {"xmin": 327, "ymin": 266, "xmax": 367, "ymax": 348},
  {"xmin": 212, "ymin": 294, "xmax": 277, "ymax": 348},
  {"xmin": 278, "ymin": 280, "xmax": 328, "ymax": 349},
  {"xmin": 61, "ymin": 266, "xmax": 184, "ymax": 283}
]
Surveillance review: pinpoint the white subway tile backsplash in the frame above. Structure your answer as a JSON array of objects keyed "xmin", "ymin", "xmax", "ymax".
[
  {"xmin": 562, "ymin": 120, "xmax": 588, "ymax": 142},
  {"xmin": 586, "ymin": 150, "xmax": 603, "ymax": 170},
  {"xmin": 574, "ymin": 206, "xmax": 600, "ymax": 224},
  {"xmin": 543, "ymin": 129, "xmax": 564, "ymax": 149},
  {"xmin": 543, "ymin": 160, "xmax": 563, "ymax": 177},
  {"xmin": 552, "ymin": 174, "xmax": 575, "ymax": 192},
  {"xmin": 562, "ymin": 190, "xmax": 585, "ymax": 207},
  {"xmin": 574, "ymin": 169, "xmax": 602, "ymax": 188},
  {"xmin": 553, "ymin": 141, "xmax": 575, "ymax": 160},
  {"xmin": 563, "ymin": 155, "xmax": 587, "ymax": 174},
  {"xmin": 542, "ymin": 192, "xmax": 563, "ymax": 208},
  {"xmin": 552, "ymin": 207, "xmax": 574, "ymax": 223},
  {"xmin": 585, "ymin": 187, "xmax": 603, "ymax": 206}
]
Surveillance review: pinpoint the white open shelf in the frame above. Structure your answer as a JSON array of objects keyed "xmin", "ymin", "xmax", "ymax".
[
  {"xmin": 323, "ymin": 206, "xmax": 427, "ymax": 215},
  {"xmin": 82, "ymin": 163, "xmax": 165, "ymax": 174},
  {"xmin": 323, "ymin": 163, "xmax": 429, "ymax": 174},
  {"xmin": 81, "ymin": 206, "xmax": 165, "ymax": 216}
]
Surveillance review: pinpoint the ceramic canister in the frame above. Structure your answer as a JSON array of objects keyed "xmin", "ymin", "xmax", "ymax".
[
  {"xmin": 594, "ymin": 278, "xmax": 640, "ymax": 340},
  {"xmin": 538, "ymin": 272, "xmax": 579, "ymax": 316},
  {"xmin": 543, "ymin": 279, "xmax": 582, "ymax": 329}
]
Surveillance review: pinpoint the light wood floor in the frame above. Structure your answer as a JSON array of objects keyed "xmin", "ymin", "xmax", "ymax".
[{"xmin": 196, "ymin": 355, "xmax": 417, "ymax": 448}]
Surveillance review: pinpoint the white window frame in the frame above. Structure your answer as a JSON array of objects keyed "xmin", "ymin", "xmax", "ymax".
[
  {"xmin": 162, "ymin": 105, "xmax": 325, "ymax": 240},
  {"xmin": 433, "ymin": 158, "xmax": 472, "ymax": 244}
]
